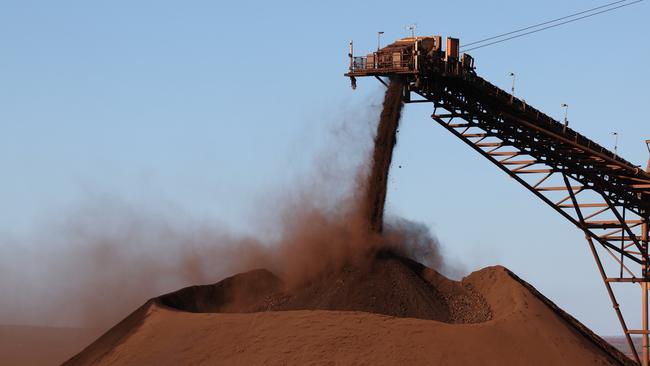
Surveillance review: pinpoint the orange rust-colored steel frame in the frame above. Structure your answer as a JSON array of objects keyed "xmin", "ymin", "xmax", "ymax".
[
  {"xmin": 423, "ymin": 82, "xmax": 650, "ymax": 365},
  {"xmin": 347, "ymin": 42, "xmax": 649, "ymax": 364}
]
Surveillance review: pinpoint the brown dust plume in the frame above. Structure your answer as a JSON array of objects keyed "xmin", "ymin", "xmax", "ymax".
[
  {"xmin": 364, "ymin": 78, "xmax": 404, "ymax": 233},
  {"xmin": 0, "ymin": 81, "xmax": 452, "ymax": 334}
]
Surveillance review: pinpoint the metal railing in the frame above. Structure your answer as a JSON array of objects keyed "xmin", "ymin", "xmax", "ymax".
[
  {"xmin": 352, "ymin": 56, "xmax": 367, "ymax": 70},
  {"xmin": 351, "ymin": 54, "xmax": 413, "ymax": 71}
]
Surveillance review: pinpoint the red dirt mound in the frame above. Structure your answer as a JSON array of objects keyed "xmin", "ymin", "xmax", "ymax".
[
  {"xmin": 157, "ymin": 251, "xmax": 491, "ymax": 323},
  {"xmin": 158, "ymin": 269, "xmax": 283, "ymax": 313},
  {"xmin": 63, "ymin": 253, "xmax": 634, "ymax": 366}
]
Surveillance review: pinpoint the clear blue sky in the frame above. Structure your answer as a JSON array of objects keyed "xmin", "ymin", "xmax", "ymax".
[{"xmin": 1, "ymin": 0, "xmax": 648, "ymax": 334}]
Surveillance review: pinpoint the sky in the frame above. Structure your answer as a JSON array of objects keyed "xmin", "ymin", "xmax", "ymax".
[{"xmin": 1, "ymin": 0, "xmax": 649, "ymax": 335}]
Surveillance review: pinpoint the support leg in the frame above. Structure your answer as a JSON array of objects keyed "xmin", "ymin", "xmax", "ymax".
[
  {"xmin": 585, "ymin": 235, "xmax": 641, "ymax": 365},
  {"xmin": 643, "ymin": 281, "xmax": 648, "ymax": 366},
  {"xmin": 643, "ymin": 218, "xmax": 649, "ymax": 366}
]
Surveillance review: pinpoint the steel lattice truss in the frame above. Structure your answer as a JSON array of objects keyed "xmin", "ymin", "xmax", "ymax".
[
  {"xmin": 346, "ymin": 36, "xmax": 649, "ymax": 363},
  {"xmin": 409, "ymin": 73, "xmax": 650, "ymax": 364}
]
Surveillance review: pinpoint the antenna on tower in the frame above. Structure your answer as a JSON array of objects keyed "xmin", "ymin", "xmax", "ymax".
[
  {"xmin": 405, "ymin": 23, "xmax": 417, "ymax": 38},
  {"xmin": 509, "ymin": 72, "xmax": 516, "ymax": 97},
  {"xmin": 561, "ymin": 103, "xmax": 569, "ymax": 133}
]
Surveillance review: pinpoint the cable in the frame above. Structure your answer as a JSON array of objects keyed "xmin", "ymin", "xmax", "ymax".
[
  {"xmin": 461, "ymin": 0, "xmax": 644, "ymax": 52},
  {"xmin": 462, "ymin": 0, "xmax": 629, "ymax": 47},
  {"xmin": 462, "ymin": 0, "xmax": 643, "ymax": 51}
]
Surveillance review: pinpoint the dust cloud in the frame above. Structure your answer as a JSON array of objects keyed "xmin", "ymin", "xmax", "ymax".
[
  {"xmin": 364, "ymin": 79, "xmax": 404, "ymax": 233},
  {"xmin": 0, "ymin": 84, "xmax": 455, "ymax": 331}
]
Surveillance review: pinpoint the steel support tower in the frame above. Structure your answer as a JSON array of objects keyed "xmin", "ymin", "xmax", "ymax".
[{"xmin": 347, "ymin": 36, "xmax": 650, "ymax": 365}]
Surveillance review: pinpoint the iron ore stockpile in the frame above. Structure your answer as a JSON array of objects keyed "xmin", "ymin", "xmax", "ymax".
[{"xmin": 63, "ymin": 83, "xmax": 634, "ymax": 366}]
